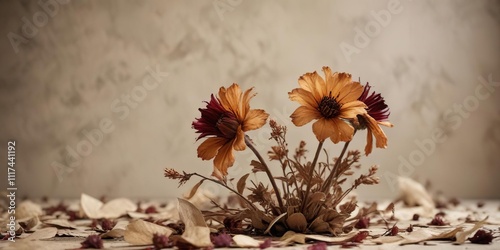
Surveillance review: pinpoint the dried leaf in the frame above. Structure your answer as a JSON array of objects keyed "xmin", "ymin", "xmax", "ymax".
[
  {"xmin": 237, "ymin": 173, "xmax": 250, "ymax": 194},
  {"xmin": 454, "ymin": 217, "xmax": 488, "ymax": 244},
  {"xmin": 24, "ymin": 227, "xmax": 58, "ymax": 240},
  {"xmin": 279, "ymin": 231, "xmax": 357, "ymax": 246},
  {"xmin": 18, "ymin": 216, "xmax": 40, "ymax": 231},
  {"xmin": 43, "ymin": 219, "xmax": 77, "ymax": 229},
  {"xmin": 399, "ymin": 226, "xmax": 463, "ymax": 245},
  {"xmin": 251, "ymin": 160, "xmax": 266, "ymax": 173},
  {"xmin": 99, "ymin": 198, "xmax": 137, "ymax": 218},
  {"xmin": 80, "ymin": 194, "xmax": 137, "ymax": 219},
  {"xmin": 101, "ymin": 220, "xmax": 128, "ymax": 239},
  {"xmin": 398, "ymin": 177, "xmax": 434, "ymax": 215},
  {"xmin": 371, "ymin": 235, "xmax": 404, "ymax": 244},
  {"xmin": 16, "ymin": 201, "xmax": 43, "ymax": 220},
  {"xmin": 263, "ymin": 212, "xmax": 287, "ymax": 234},
  {"xmin": 124, "ymin": 219, "xmax": 173, "ymax": 245},
  {"xmin": 177, "ymin": 198, "xmax": 212, "ymax": 248},
  {"xmin": 80, "ymin": 193, "xmax": 104, "ymax": 219},
  {"xmin": 233, "ymin": 234, "xmax": 261, "ymax": 247},
  {"xmin": 184, "ymin": 179, "xmax": 205, "ymax": 200}
]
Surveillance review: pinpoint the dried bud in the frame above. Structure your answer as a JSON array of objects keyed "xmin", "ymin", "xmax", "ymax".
[
  {"xmin": 211, "ymin": 233, "xmax": 232, "ymax": 248},
  {"xmin": 81, "ymin": 235, "xmax": 104, "ymax": 249},
  {"xmin": 355, "ymin": 217, "xmax": 370, "ymax": 229},
  {"xmin": 100, "ymin": 219, "xmax": 116, "ymax": 231},
  {"xmin": 361, "ymin": 176, "xmax": 379, "ymax": 185},
  {"xmin": 468, "ymin": 229, "xmax": 493, "ymax": 244},
  {"xmin": 428, "ymin": 215, "xmax": 448, "ymax": 226},
  {"xmin": 406, "ymin": 224, "xmax": 413, "ymax": 232},
  {"xmin": 259, "ymin": 238, "xmax": 272, "ymax": 249},
  {"xmin": 152, "ymin": 233, "xmax": 170, "ymax": 249},
  {"xmin": 389, "ymin": 226, "xmax": 399, "ymax": 236},
  {"xmin": 307, "ymin": 242, "xmax": 327, "ymax": 250},
  {"xmin": 350, "ymin": 231, "xmax": 369, "ymax": 243},
  {"xmin": 412, "ymin": 214, "xmax": 420, "ymax": 221},
  {"xmin": 145, "ymin": 205, "xmax": 158, "ymax": 214}
]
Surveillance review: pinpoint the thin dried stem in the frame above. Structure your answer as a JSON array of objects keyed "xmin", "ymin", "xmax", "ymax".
[
  {"xmin": 192, "ymin": 173, "xmax": 257, "ymax": 210},
  {"xmin": 245, "ymin": 136, "xmax": 285, "ymax": 211},
  {"xmin": 321, "ymin": 140, "xmax": 351, "ymax": 193},
  {"xmin": 300, "ymin": 140, "xmax": 324, "ymax": 213}
]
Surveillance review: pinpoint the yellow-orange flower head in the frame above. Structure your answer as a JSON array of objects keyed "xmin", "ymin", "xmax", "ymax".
[
  {"xmin": 193, "ymin": 83, "xmax": 269, "ymax": 177},
  {"xmin": 289, "ymin": 67, "xmax": 367, "ymax": 143}
]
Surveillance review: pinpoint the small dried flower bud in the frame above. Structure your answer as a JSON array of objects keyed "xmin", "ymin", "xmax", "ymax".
[
  {"xmin": 259, "ymin": 238, "xmax": 272, "ymax": 249},
  {"xmin": 406, "ymin": 224, "xmax": 413, "ymax": 232},
  {"xmin": 81, "ymin": 235, "xmax": 104, "ymax": 249},
  {"xmin": 145, "ymin": 205, "xmax": 158, "ymax": 214},
  {"xmin": 211, "ymin": 233, "xmax": 232, "ymax": 248},
  {"xmin": 307, "ymin": 242, "xmax": 327, "ymax": 250},
  {"xmin": 389, "ymin": 226, "xmax": 399, "ymax": 236},
  {"xmin": 428, "ymin": 215, "xmax": 448, "ymax": 226},
  {"xmin": 152, "ymin": 233, "xmax": 170, "ymax": 249},
  {"xmin": 100, "ymin": 219, "xmax": 116, "ymax": 231},
  {"xmin": 355, "ymin": 217, "xmax": 370, "ymax": 229},
  {"xmin": 350, "ymin": 231, "xmax": 369, "ymax": 243},
  {"xmin": 477, "ymin": 201, "xmax": 485, "ymax": 208},
  {"xmin": 412, "ymin": 214, "xmax": 420, "ymax": 221},
  {"xmin": 468, "ymin": 229, "xmax": 493, "ymax": 244},
  {"xmin": 361, "ymin": 176, "xmax": 379, "ymax": 185}
]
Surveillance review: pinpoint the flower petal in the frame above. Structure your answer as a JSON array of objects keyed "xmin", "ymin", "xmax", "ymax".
[
  {"xmin": 233, "ymin": 127, "xmax": 246, "ymax": 151},
  {"xmin": 213, "ymin": 140, "xmax": 236, "ymax": 175},
  {"xmin": 328, "ymin": 72, "xmax": 352, "ymax": 98},
  {"xmin": 364, "ymin": 128, "xmax": 373, "ymax": 156},
  {"xmin": 337, "ymin": 81, "xmax": 364, "ymax": 103},
  {"xmin": 197, "ymin": 137, "xmax": 226, "ymax": 160},
  {"xmin": 312, "ymin": 118, "xmax": 335, "ymax": 142},
  {"xmin": 298, "ymin": 71, "xmax": 326, "ymax": 101},
  {"xmin": 219, "ymin": 83, "xmax": 243, "ymax": 120},
  {"xmin": 289, "ymin": 88, "xmax": 318, "ymax": 109},
  {"xmin": 241, "ymin": 87, "xmax": 256, "ymax": 118},
  {"xmin": 329, "ymin": 118, "xmax": 354, "ymax": 143},
  {"xmin": 365, "ymin": 114, "xmax": 388, "ymax": 149},
  {"xmin": 243, "ymin": 109, "xmax": 269, "ymax": 131},
  {"xmin": 290, "ymin": 106, "xmax": 321, "ymax": 126},
  {"xmin": 339, "ymin": 101, "xmax": 367, "ymax": 119}
]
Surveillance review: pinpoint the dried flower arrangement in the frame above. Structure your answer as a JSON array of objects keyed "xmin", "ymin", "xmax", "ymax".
[{"xmin": 165, "ymin": 66, "xmax": 393, "ymax": 236}]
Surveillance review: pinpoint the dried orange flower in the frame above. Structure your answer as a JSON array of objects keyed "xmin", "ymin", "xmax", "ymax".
[
  {"xmin": 193, "ymin": 83, "xmax": 269, "ymax": 176},
  {"xmin": 289, "ymin": 67, "xmax": 367, "ymax": 143},
  {"xmin": 356, "ymin": 83, "xmax": 393, "ymax": 155}
]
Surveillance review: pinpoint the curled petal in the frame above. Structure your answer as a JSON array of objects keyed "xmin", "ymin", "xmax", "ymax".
[
  {"xmin": 365, "ymin": 129, "xmax": 374, "ymax": 156},
  {"xmin": 197, "ymin": 137, "xmax": 226, "ymax": 160},
  {"xmin": 233, "ymin": 127, "xmax": 246, "ymax": 151},
  {"xmin": 213, "ymin": 140, "xmax": 236, "ymax": 175},
  {"xmin": 242, "ymin": 87, "xmax": 256, "ymax": 117}
]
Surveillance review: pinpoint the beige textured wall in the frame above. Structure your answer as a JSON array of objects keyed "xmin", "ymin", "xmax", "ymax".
[{"xmin": 0, "ymin": 0, "xmax": 499, "ymax": 199}]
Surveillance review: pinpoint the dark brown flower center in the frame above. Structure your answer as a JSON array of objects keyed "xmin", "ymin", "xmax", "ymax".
[
  {"xmin": 216, "ymin": 114, "xmax": 240, "ymax": 139},
  {"xmin": 318, "ymin": 96, "xmax": 341, "ymax": 119}
]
